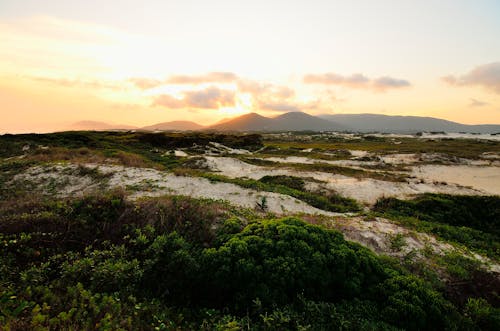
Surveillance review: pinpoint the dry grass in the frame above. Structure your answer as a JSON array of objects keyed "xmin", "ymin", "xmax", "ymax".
[{"xmin": 20, "ymin": 147, "xmax": 156, "ymax": 169}]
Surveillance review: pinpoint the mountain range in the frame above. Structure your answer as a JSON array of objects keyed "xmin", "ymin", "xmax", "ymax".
[
  {"xmin": 140, "ymin": 121, "xmax": 204, "ymax": 131},
  {"xmin": 67, "ymin": 112, "xmax": 500, "ymax": 134},
  {"xmin": 318, "ymin": 114, "xmax": 500, "ymax": 134},
  {"xmin": 208, "ymin": 112, "xmax": 346, "ymax": 131}
]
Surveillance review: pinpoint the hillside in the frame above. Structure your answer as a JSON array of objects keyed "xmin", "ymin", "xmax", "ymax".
[
  {"xmin": 319, "ymin": 113, "xmax": 500, "ymax": 134},
  {"xmin": 209, "ymin": 111, "xmax": 345, "ymax": 131},
  {"xmin": 1, "ymin": 131, "xmax": 499, "ymax": 329},
  {"xmin": 141, "ymin": 120, "xmax": 204, "ymax": 131},
  {"xmin": 68, "ymin": 121, "xmax": 137, "ymax": 131}
]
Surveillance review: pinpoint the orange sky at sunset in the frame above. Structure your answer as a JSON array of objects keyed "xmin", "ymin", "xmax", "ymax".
[{"xmin": 1, "ymin": 1, "xmax": 499, "ymax": 133}]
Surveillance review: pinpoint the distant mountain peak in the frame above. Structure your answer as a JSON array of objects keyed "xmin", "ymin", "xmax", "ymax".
[
  {"xmin": 141, "ymin": 120, "xmax": 204, "ymax": 131},
  {"xmin": 69, "ymin": 121, "xmax": 137, "ymax": 131},
  {"xmin": 208, "ymin": 111, "xmax": 345, "ymax": 132},
  {"xmin": 318, "ymin": 113, "xmax": 500, "ymax": 133}
]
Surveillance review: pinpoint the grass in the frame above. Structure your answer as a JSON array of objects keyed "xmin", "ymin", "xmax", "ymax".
[
  {"xmin": 388, "ymin": 233, "xmax": 407, "ymax": 251},
  {"xmin": 373, "ymin": 194, "xmax": 500, "ymax": 260},
  {"xmin": 241, "ymin": 156, "xmax": 408, "ymax": 182},
  {"xmin": 263, "ymin": 135, "xmax": 500, "ymax": 159},
  {"xmin": 0, "ymin": 131, "xmax": 264, "ymax": 170},
  {"xmin": 183, "ymin": 171, "xmax": 362, "ymax": 213}
]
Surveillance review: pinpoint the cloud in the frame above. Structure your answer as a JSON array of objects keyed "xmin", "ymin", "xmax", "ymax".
[
  {"xmin": 469, "ymin": 98, "xmax": 489, "ymax": 108},
  {"xmin": 183, "ymin": 86, "xmax": 235, "ymax": 108},
  {"xmin": 304, "ymin": 73, "xmax": 370, "ymax": 88},
  {"xmin": 442, "ymin": 62, "xmax": 500, "ymax": 94},
  {"xmin": 153, "ymin": 86, "xmax": 235, "ymax": 109},
  {"xmin": 303, "ymin": 72, "xmax": 410, "ymax": 91},
  {"xmin": 128, "ymin": 72, "xmax": 239, "ymax": 90},
  {"xmin": 128, "ymin": 77, "xmax": 163, "ymax": 89},
  {"xmin": 372, "ymin": 76, "xmax": 411, "ymax": 91},
  {"xmin": 152, "ymin": 94, "xmax": 185, "ymax": 108},
  {"xmin": 166, "ymin": 72, "xmax": 238, "ymax": 84},
  {"xmin": 232, "ymin": 78, "xmax": 305, "ymax": 112},
  {"xmin": 259, "ymin": 102, "xmax": 301, "ymax": 112},
  {"xmin": 30, "ymin": 76, "xmax": 119, "ymax": 90}
]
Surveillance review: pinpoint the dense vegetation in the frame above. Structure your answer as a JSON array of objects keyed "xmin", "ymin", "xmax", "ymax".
[
  {"xmin": 374, "ymin": 194, "xmax": 500, "ymax": 259},
  {"xmin": 1, "ymin": 193, "xmax": 499, "ymax": 330},
  {"xmin": 263, "ymin": 134, "xmax": 500, "ymax": 159},
  {"xmin": 0, "ymin": 131, "xmax": 263, "ymax": 169}
]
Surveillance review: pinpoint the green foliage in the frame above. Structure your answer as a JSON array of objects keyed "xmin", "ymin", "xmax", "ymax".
[
  {"xmin": 438, "ymin": 252, "xmax": 482, "ymax": 281},
  {"xmin": 259, "ymin": 175, "xmax": 305, "ymax": 191},
  {"xmin": 200, "ymin": 172, "xmax": 361, "ymax": 213},
  {"xmin": 465, "ymin": 298, "xmax": 500, "ymax": 330},
  {"xmin": 201, "ymin": 218, "xmax": 386, "ymax": 308},
  {"xmin": 264, "ymin": 135, "xmax": 500, "ymax": 159},
  {"xmin": 255, "ymin": 196, "xmax": 268, "ymax": 212},
  {"xmin": 0, "ymin": 194, "xmax": 491, "ymax": 330},
  {"xmin": 374, "ymin": 194, "xmax": 500, "ymax": 236},
  {"xmin": 388, "ymin": 233, "xmax": 407, "ymax": 251},
  {"xmin": 374, "ymin": 194, "xmax": 500, "ymax": 259},
  {"xmin": 243, "ymin": 156, "xmax": 407, "ymax": 182},
  {"xmin": 377, "ymin": 275, "xmax": 460, "ymax": 330}
]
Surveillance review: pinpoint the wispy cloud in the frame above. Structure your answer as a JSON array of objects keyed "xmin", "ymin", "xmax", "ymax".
[
  {"xmin": 128, "ymin": 72, "xmax": 239, "ymax": 90},
  {"xmin": 153, "ymin": 86, "xmax": 235, "ymax": 109},
  {"xmin": 30, "ymin": 76, "xmax": 119, "ymax": 90},
  {"xmin": 469, "ymin": 98, "xmax": 489, "ymax": 108},
  {"xmin": 303, "ymin": 72, "xmax": 410, "ymax": 91},
  {"xmin": 304, "ymin": 73, "xmax": 370, "ymax": 88},
  {"xmin": 127, "ymin": 77, "xmax": 163, "ymax": 90},
  {"xmin": 372, "ymin": 76, "xmax": 411, "ymax": 91},
  {"xmin": 235, "ymin": 79, "xmax": 306, "ymax": 112},
  {"xmin": 443, "ymin": 62, "xmax": 500, "ymax": 94},
  {"xmin": 167, "ymin": 72, "xmax": 238, "ymax": 84}
]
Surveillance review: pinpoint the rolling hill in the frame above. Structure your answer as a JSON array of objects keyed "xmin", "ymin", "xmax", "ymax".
[
  {"xmin": 68, "ymin": 121, "xmax": 137, "ymax": 131},
  {"xmin": 140, "ymin": 121, "xmax": 204, "ymax": 131},
  {"xmin": 208, "ymin": 112, "xmax": 345, "ymax": 131},
  {"xmin": 319, "ymin": 113, "xmax": 500, "ymax": 134}
]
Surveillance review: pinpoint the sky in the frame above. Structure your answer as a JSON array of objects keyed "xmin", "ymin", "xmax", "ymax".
[{"xmin": 1, "ymin": 0, "xmax": 500, "ymax": 132}]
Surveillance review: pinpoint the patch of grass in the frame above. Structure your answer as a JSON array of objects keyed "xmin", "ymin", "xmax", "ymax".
[
  {"xmin": 264, "ymin": 135, "xmax": 500, "ymax": 159},
  {"xmin": 373, "ymin": 194, "xmax": 500, "ymax": 259},
  {"xmin": 439, "ymin": 252, "xmax": 482, "ymax": 281},
  {"xmin": 388, "ymin": 233, "xmax": 407, "ymax": 252},
  {"xmin": 374, "ymin": 194, "xmax": 500, "ymax": 236},
  {"xmin": 73, "ymin": 165, "xmax": 113, "ymax": 181},
  {"xmin": 125, "ymin": 179, "xmax": 161, "ymax": 192},
  {"xmin": 288, "ymin": 161, "xmax": 408, "ymax": 182},
  {"xmin": 259, "ymin": 175, "xmax": 305, "ymax": 191},
  {"xmin": 0, "ymin": 159, "xmax": 39, "ymax": 201},
  {"xmin": 197, "ymin": 172, "xmax": 361, "ymax": 213},
  {"xmin": 240, "ymin": 156, "xmax": 408, "ymax": 182}
]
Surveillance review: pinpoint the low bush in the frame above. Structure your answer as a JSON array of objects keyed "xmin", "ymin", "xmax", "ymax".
[{"xmin": 0, "ymin": 193, "xmax": 495, "ymax": 330}]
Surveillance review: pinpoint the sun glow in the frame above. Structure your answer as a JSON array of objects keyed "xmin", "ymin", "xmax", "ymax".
[
  {"xmin": 218, "ymin": 93, "xmax": 253, "ymax": 116},
  {"xmin": 1, "ymin": 1, "xmax": 500, "ymax": 134}
]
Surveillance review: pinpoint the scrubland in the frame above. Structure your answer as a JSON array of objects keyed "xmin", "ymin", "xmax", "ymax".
[{"xmin": 1, "ymin": 131, "xmax": 499, "ymax": 330}]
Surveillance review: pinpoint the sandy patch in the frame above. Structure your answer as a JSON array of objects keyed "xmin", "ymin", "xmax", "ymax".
[
  {"xmin": 379, "ymin": 153, "xmax": 419, "ymax": 164},
  {"xmin": 419, "ymin": 132, "xmax": 500, "ymax": 141},
  {"xmin": 12, "ymin": 164, "xmax": 103, "ymax": 197},
  {"xmin": 16, "ymin": 164, "xmax": 344, "ymax": 217},
  {"xmin": 174, "ymin": 150, "xmax": 188, "ymax": 157},
  {"xmin": 412, "ymin": 165, "xmax": 500, "ymax": 195},
  {"xmin": 317, "ymin": 177, "xmax": 480, "ymax": 204},
  {"xmin": 203, "ymin": 157, "xmax": 483, "ymax": 204},
  {"xmin": 260, "ymin": 156, "xmax": 378, "ymax": 169},
  {"xmin": 208, "ymin": 142, "xmax": 251, "ymax": 155},
  {"xmin": 349, "ymin": 150, "xmax": 369, "ymax": 157},
  {"xmin": 335, "ymin": 216, "xmax": 500, "ymax": 273}
]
